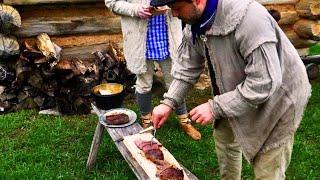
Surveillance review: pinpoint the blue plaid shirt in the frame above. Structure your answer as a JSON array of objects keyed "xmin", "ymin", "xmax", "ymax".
[{"xmin": 146, "ymin": 14, "xmax": 169, "ymax": 61}]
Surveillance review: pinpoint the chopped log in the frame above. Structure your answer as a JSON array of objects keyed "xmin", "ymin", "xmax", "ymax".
[
  {"xmin": 21, "ymin": 41, "xmax": 44, "ymax": 62},
  {"xmin": 27, "ymin": 70, "xmax": 43, "ymax": 90},
  {"xmin": 36, "ymin": 33, "xmax": 59, "ymax": 60},
  {"xmin": 0, "ymin": 34, "xmax": 20, "ymax": 61},
  {"xmin": 4, "ymin": 0, "xmax": 101, "ymax": 5},
  {"xmin": 0, "ymin": 64, "xmax": 15, "ymax": 86},
  {"xmin": 54, "ymin": 59, "xmax": 73, "ymax": 70},
  {"xmin": 14, "ymin": 16, "xmax": 121, "ymax": 38},
  {"xmin": 297, "ymin": 48, "xmax": 310, "ymax": 56},
  {"xmin": 295, "ymin": 0, "xmax": 320, "ymax": 19},
  {"xmin": 0, "ymin": 4, "xmax": 21, "ymax": 34},
  {"xmin": 276, "ymin": 10, "xmax": 298, "ymax": 25},
  {"xmin": 17, "ymin": 95, "xmax": 38, "ymax": 110},
  {"xmin": 0, "ymin": 86, "xmax": 5, "ymax": 95},
  {"xmin": 293, "ymin": 19, "xmax": 320, "ymax": 40},
  {"xmin": 256, "ymin": 0, "xmax": 298, "ymax": 5},
  {"xmin": 106, "ymin": 43, "xmax": 125, "ymax": 62},
  {"xmin": 15, "ymin": 56, "xmax": 32, "ymax": 85},
  {"xmin": 266, "ymin": 5, "xmax": 299, "ymax": 25},
  {"xmin": 284, "ymin": 27, "xmax": 318, "ymax": 48}
]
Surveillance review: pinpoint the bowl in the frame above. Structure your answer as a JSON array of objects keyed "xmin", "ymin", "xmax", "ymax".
[{"xmin": 91, "ymin": 83, "xmax": 125, "ymax": 110}]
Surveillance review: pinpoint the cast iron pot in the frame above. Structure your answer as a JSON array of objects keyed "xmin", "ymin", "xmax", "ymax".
[{"xmin": 91, "ymin": 83, "xmax": 125, "ymax": 110}]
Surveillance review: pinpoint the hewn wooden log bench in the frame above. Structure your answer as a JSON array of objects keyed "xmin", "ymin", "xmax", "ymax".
[{"xmin": 86, "ymin": 106, "xmax": 198, "ymax": 180}]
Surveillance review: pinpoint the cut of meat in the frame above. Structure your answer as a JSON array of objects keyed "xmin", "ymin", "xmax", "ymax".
[
  {"xmin": 145, "ymin": 149, "xmax": 164, "ymax": 163},
  {"xmin": 134, "ymin": 139, "xmax": 184, "ymax": 180},
  {"xmin": 157, "ymin": 165, "xmax": 184, "ymax": 180},
  {"xmin": 135, "ymin": 139, "xmax": 164, "ymax": 163},
  {"xmin": 105, "ymin": 113, "xmax": 129, "ymax": 125}
]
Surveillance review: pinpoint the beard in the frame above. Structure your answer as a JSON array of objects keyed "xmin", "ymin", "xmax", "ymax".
[{"xmin": 179, "ymin": 5, "xmax": 202, "ymax": 25}]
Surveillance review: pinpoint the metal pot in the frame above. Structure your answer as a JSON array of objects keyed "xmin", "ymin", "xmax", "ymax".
[{"xmin": 91, "ymin": 83, "xmax": 125, "ymax": 110}]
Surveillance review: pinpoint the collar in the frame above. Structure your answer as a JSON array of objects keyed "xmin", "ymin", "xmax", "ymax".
[
  {"xmin": 191, "ymin": 0, "xmax": 219, "ymax": 43},
  {"xmin": 207, "ymin": 0, "xmax": 253, "ymax": 36}
]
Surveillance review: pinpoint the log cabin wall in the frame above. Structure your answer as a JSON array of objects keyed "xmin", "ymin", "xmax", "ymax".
[
  {"xmin": 2, "ymin": 0, "xmax": 319, "ymax": 58},
  {"xmin": 257, "ymin": 0, "xmax": 320, "ymax": 56},
  {"xmin": 2, "ymin": 0, "xmax": 123, "ymax": 60}
]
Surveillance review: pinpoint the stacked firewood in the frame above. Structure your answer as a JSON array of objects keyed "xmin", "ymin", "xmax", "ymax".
[
  {"xmin": 0, "ymin": 4, "xmax": 20, "ymax": 112},
  {"xmin": 0, "ymin": 5, "xmax": 134, "ymax": 114},
  {"xmin": 0, "ymin": 35, "xmax": 134, "ymax": 114},
  {"xmin": 258, "ymin": 0, "xmax": 320, "ymax": 56}
]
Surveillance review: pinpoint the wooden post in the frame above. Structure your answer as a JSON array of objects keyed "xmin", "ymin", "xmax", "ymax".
[
  {"xmin": 296, "ymin": 48, "xmax": 310, "ymax": 56},
  {"xmin": 86, "ymin": 121, "xmax": 105, "ymax": 170}
]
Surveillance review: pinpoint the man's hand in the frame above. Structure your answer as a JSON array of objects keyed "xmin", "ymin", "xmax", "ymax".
[
  {"xmin": 138, "ymin": 6, "xmax": 152, "ymax": 19},
  {"xmin": 152, "ymin": 104, "xmax": 173, "ymax": 129},
  {"xmin": 190, "ymin": 102, "xmax": 215, "ymax": 126}
]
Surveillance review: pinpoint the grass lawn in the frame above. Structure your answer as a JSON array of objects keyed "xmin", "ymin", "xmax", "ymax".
[
  {"xmin": 309, "ymin": 43, "xmax": 320, "ymax": 56},
  {"xmin": 1, "ymin": 78, "xmax": 320, "ymax": 179}
]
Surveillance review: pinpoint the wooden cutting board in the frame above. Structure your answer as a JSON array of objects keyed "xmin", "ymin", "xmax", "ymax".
[{"xmin": 123, "ymin": 133, "xmax": 189, "ymax": 180}]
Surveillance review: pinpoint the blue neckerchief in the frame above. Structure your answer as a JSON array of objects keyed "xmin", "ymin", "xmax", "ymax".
[{"xmin": 191, "ymin": 0, "xmax": 218, "ymax": 44}]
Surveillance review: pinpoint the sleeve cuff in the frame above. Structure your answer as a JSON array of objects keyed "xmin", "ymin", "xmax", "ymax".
[
  {"xmin": 163, "ymin": 79, "xmax": 192, "ymax": 106},
  {"xmin": 208, "ymin": 99, "xmax": 224, "ymax": 119},
  {"xmin": 160, "ymin": 99, "xmax": 176, "ymax": 110},
  {"xmin": 212, "ymin": 89, "xmax": 257, "ymax": 118}
]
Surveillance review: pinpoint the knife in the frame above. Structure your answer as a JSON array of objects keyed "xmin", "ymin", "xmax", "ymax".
[{"xmin": 138, "ymin": 126, "xmax": 155, "ymax": 134}]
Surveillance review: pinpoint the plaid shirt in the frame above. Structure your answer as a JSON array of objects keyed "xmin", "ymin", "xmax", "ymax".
[{"xmin": 146, "ymin": 14, "xmax": 169, "ymax": 61}]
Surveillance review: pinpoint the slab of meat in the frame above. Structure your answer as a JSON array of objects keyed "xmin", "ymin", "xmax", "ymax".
[
  {"xmin": 145, "ymin": 149, "xmax": 164, "ymax": 163},
  {"xmin": 105, "ymin": 113, "xmax": 129, "ymax": 125},
  {"xmin": 157, "ymin": 164, "xmax": 184, "ymax": 180},
  {"xmin": 135, "ymin": 139, "xmax": 164, "ymax": 164},
  {"xmin": 134, "ymin": 139, "xmax": 184, "ymax": 180}
]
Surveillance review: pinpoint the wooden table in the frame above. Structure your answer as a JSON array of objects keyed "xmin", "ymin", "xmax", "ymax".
[{"xmin": 86, "ymin": 107, "xmax": 199, "ymax": 180}]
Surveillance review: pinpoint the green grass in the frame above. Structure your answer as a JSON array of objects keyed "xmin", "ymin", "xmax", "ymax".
[
  {"xmin": 309, "ymin": 43, "xmax": 320, "ymax": 56},
  {"xmin": 1, "ymin": 79, "xmax": 320, "ymax": 179}
]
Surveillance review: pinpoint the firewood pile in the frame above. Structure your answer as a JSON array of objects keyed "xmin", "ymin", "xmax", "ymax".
[
  {"xmin": 258, "ymin": 0, "xmax": 320, "ymax": 56},
  {"xmin": 0, "ymin": 4, "xmax": 135, "ymax": 114}
]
